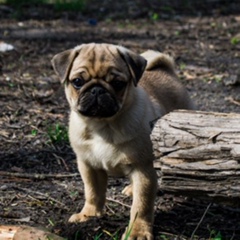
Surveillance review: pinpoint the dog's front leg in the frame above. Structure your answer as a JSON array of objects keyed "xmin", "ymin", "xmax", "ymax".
[
  {"xmin": 122, "ymin": 166, "xmax": 157, "ymax": 240},
  {"xmin": 69, "ymin": 160, "xmax": 108, "ymax": 222}
]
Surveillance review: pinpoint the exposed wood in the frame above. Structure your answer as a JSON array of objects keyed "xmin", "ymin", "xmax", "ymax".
[
  {"xmin": 151, "ymin": 110, "xmax": 240, "ymax": 206},
  {"xmin": 0, "ymin": 225, "xmax": 65, "ymax": 240},
  {"xmin": 0, "ymin": 225, "xmax": 19, "ymax": 240}
]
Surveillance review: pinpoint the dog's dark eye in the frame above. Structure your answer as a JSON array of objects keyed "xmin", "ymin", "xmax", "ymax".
[
  {"xmin": 111, "ymin": 80, "xmax": 127, "ymax": 91},
  {"xmin": 71, "ymin": 78, "xmax": 85, "ymax": 89}
]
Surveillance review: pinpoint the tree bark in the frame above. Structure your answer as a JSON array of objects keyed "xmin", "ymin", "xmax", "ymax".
[{"xmin": 151, "ymin": 110, "xmax": 240, "ymax": 206}]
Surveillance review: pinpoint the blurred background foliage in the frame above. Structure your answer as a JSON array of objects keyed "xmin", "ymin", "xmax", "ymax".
[
  {"xmin": 0, "ymin": 0, "xmax": 239, "ymax": 20},
  {"xmin": 0, "ymin": 0, "xmax": 86, "ymax": 11}
]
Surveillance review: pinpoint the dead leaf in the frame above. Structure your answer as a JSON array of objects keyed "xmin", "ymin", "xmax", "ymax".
[{"xmin": 0, "ymin": 41, "xmax": 14, "ymax": 52}]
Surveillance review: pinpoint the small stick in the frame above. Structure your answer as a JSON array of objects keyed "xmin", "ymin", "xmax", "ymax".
[
  {"xmin": 106, "ymin": 197, "xmax": 131, "ymax": 208},
  {"xmin": 226, "ymin": 96, "xmax": 240, "ymax": 106},
  {"xmin": 190, "ymin": 203, "xmax": 212, "ymax": 240},
  {"xmin": 105, "ymin": 204, "xmax": 116, "ymax": 214},
  {"xmin": 14, "ymin": 187, "xmax": 69, "ymax": 210},
  {"xmin": 158, "ymin": 231, "xmax": 187, "ymax": 240},
  {"xmin": 52, "ymin": 153, "xmax": 70, "ymax": 171},
  {"xmin": 0, "ymin": 171, "xmax": 78, "ymax": 180}
]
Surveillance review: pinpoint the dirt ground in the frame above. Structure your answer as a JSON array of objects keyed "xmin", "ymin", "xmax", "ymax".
[{"xmin": 1, "ymin": 1, "xmax": 240, "ymax": 239}]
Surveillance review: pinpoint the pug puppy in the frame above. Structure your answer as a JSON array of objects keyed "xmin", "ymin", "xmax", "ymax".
[{"xmin": 51, "ymin": 43, "xmax": 193, "ymax": 240}]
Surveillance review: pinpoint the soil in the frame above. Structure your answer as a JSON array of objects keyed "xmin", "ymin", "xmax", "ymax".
[{"xmin": 1, "ymin": 1, "xmax": 240, "ymax": 240}]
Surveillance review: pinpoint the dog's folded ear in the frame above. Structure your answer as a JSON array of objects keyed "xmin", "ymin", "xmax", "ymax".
[
  {"xmin": 51, "ymin": 49, "xmax": 79, "ymax": 83},
  {"xmin": 117, "ymin": 46, "xmax": 147, "ymax": 86}
]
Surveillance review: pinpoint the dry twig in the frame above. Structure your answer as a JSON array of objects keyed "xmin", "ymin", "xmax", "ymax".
[
  {"xmin": 0, "ymin": 171, "xmax": 78, "ymax": 180},
  {"xmin": 226, "ymin": 96, "xmax": 240, "ymax": 106},
  {"xmin": 190, "ymin": 203, "xmax": 212, "ymax": 240},
  {"xmin": 106, "ymin": 197, "xmax": 131, "ymax": 209},
  {"xmin": 13, "ymin": 187, "xmax": 69, "ymax": 210}
]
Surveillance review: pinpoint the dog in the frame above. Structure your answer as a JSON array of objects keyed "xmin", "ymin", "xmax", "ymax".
[{"xmin": 51, "ymin": 43, "xmax": 194, "ymax": 240}]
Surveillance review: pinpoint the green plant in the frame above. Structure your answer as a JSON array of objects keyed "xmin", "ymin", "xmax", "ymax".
[
  {"xmin": 74, "ymin": 230, "xmax": 81, "ymax": 240},
  {"xmin": 174, "ymin": 30, "xmax": 180, "ymax": 36},
  {"xmin": 8, "ymin": 82, "xmax": 15, "ymax": 88},
  {"xmin": 69, "ymin": 190, "xmax": 79, "ymax": 200},
  {"xmin": 208, "ymin": 228, "xmax": 222, "ymax": 240},
  {"xmin": 211, "ymin": 22, "xmax": 216, "ymax": 28},
  {"xmin": 213, "ymin": 75, "xmax": 223, "ymax": 83},
  {"xmin": 179, "ymin": 62, "xmax": 187, "ymax": 71},
  {"xmin": 160, "ymin": 234, "xmax": 169, "ymax": 240},
  {"xmin": 102, "ymin": 229, "xmax": 120, "ymax": 240},
  {"xmin": 47, "ymin": 218, "xmax": 55, "ymax": 226},
  {"xmin": 122, "ymin": 213, "xmax": 138, "ymax": 240},
  {"xmin": 31, "ymin": 129, "xmax": 38, "ymax": 136},
  {"xmin": 94, "ymin": 233, "xmax": 103, "ymax": 240},
  {"xmin": 47, "ymin": 123, "xmax": 68, "ymax": 144},
  {"xmin": 231, "ymin": 36, "xmax": 240, "ymax": 45},
  {"xmin": 96, "ymin": 214, "xmax": 137, "ymax": 240},
  {"xmin": 151, "ymin": 12, "xmax": 159, "ymax": 21},
  {"xmin": 210, "ymin": 231, "xmax": 222, "ymax": 240}
]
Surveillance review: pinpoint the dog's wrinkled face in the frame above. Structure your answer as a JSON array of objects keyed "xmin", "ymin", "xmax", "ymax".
[{"xmin": 52, "ymin": 43, "xmax": 147, "ymax": 118}]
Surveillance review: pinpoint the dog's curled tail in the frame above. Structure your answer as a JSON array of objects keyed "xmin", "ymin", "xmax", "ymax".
[{"xmin": 141, "ymin": 50, "xmax": 175, "ymax": 72}]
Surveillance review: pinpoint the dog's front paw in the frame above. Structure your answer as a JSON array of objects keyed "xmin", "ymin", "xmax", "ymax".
[
  {"xmin": 121, "ymin": 220, "xmax": 153, "ymax": 240},
  {"xmin": 68, "ymin": 203, "xmax": 102, "ymax": 223},
  {"xmin": 69, "ymin": 212, "xmax": 90, "ymax": 222},
  {"xmin": 122, "ymin": 184, "xmax": 133, "ymax": 197}
]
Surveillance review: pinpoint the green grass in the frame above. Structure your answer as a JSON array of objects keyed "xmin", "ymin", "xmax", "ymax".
[
  {"xmin": 74, "ymin": 230, "xmax": 81, "ymax": 240},
  {"xmin": 47, "ymin": 123, "xmax": 69, "ymax": 144},
  {"xmin": 94, "ymin": 214, "xmax": 138, "ymax": 240},
  {"xmin": 151, "ymin": 12, "xmax": 159, "ymax": 21},
  {"xmin": 47, "ymin": 218, "xmax": 55, "ymax": 226},
  {"xmin": 231, "ymin": 36, "xmax": 240, "ymax": 45},
  {"xmin": 31, "ymin": 129, "xmax": 38, "ymax": 136},
  {"xmin": 179, "ymin": 62, "xmax": 187, "ymax": 71},
  {"xmin": 209, "ymin": 230, "xmax": 222, "ymax": 240},
  {"xmin": 94, "ymin": 233, "xmax": 103, "ymax": 240},
  {"xmin": 102, "ymin": 229, "xmax": 120, "ymax": 240}
]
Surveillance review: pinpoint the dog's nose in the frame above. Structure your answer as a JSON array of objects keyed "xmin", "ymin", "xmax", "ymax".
[{"xmin": 90, "ymin": 86, "xmax": 106, "ymax": 96}]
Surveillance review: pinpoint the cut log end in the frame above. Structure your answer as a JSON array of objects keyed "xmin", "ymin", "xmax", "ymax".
[{"xmin": 0, "ymin": 225, "xmax": 65, "ymax": 240}]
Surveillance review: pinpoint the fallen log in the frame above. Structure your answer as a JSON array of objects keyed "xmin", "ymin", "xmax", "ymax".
[
  {"xmin": 0, "ymin": 225, "xmax": 65, "ymax": 240},
  {"xmin": 151, "ymin": 110, "xmax": 240, "ymax": 206}
]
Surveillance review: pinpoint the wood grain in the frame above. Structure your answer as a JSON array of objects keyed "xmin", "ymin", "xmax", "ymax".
[{"xmin": 151, "ymin": 110, "xmax": 240, "ymax": 205}]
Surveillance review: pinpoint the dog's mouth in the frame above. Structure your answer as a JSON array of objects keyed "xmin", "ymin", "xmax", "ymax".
[{"xmin": 78, "ymin": 85, "xmax": 120, "ymax": 118}]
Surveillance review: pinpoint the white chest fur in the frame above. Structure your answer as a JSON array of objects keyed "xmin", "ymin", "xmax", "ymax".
[{"xmin": 69, "ymin": 111, "xmax": 135, "ymax": 176}]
